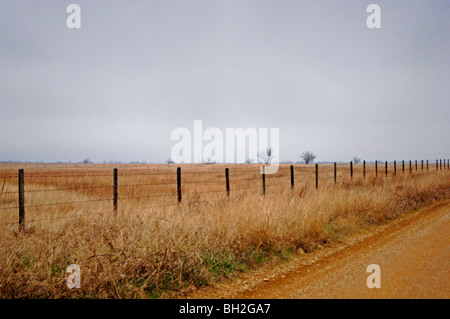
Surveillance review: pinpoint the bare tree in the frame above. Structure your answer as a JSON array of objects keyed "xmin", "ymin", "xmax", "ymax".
[
  {"xmin": 202, "ymin": 157, "xmax": 216, "ymax": 164},
  {"xmin": 352, "ymin": 156, "xmax": 362, "ymax": 164},
  {"xmin": 300, "ymin": 151, "xmax": 316, "ymax": 164},
  {"xmin": 257, "ymin": 148, "xmax": 274, "ymax": 164},
  {"xmin": 165, "ymin": 158, "xmax": 175, "ymax": 164},
  {"xmin": 81, "ymin": 158, "xmax": 92, "ymax": 164}
]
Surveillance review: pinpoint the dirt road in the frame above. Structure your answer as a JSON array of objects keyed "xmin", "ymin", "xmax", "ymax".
[{"xmin": 186, "ymin": 200, "xmax": 450, "ymax": 299}]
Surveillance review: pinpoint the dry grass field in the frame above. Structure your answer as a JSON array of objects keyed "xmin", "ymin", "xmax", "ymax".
[{"xmin": 0, "ymin": 163, "xmax": 449, "ymax": 298}]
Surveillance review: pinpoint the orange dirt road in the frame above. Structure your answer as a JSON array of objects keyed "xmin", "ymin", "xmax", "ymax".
[{"xmin": 186, "ymin": 201, "xmax": 450, "ymax": 299}]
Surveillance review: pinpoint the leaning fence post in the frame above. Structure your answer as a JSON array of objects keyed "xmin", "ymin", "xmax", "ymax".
[
  {"xmin": 262, "ymin": 166, "xmax": 266, "ymax": 196},
  {"xmin": 290, "ymin": 165, "xmax": 294, "ymax": 189},
  {"xmin": 18, "ymin": 169, "xmax": 25, "ymax": 231},
  {"xmin": 113, "ymin": 168, "xmax": 118, "ymax": 212},
  {"xmin": 315, "ymin": 164, "xmax": 318, "ymax": 189},
  {"xmin": 225, "ymin": 168, "xmax": 230, "ymax": 196},
  {"xmin": 177, "ymin": 167, "xmax": 182, "ymax": 203}
]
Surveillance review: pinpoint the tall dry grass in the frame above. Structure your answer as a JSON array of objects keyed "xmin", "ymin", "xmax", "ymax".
[{"xmin": 0, "ymin": 163, "xmax": 449, "ymax": 298}]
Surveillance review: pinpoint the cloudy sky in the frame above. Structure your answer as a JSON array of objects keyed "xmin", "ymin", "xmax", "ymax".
[{"xmin": 1, "ymin": 0, "xmax": 449, "ymax": 163}]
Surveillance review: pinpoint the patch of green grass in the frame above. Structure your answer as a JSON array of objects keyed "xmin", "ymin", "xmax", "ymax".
[
  {"xmin": 325, "ymin": 221, "xmax": 335, "ymax": 234},
  {"xmin": 51, "ymin": 264, "xmax": 64, "ymax": 276},
  {"xmin": 255, "ymin": 251, "xmax": 265, "ymax": 264},
  {"xmin": 202, "ymin": 251, "xmax": 247, "ymax": 278},
  {"xmin": 130, "ymin": 276, "xmax": 146, "ymax": 288},
  {"xmin": 22, "ymin": 256, "xmax": 34, "ymax": 269}
]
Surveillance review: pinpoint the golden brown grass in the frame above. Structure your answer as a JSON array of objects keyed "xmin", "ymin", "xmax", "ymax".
[{"xmin": 0, "ymin": 163, "xmax": 449, "ymax": 298}]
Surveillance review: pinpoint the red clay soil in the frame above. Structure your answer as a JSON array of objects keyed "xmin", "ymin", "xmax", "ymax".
[{"xmin": 184, "ymin": 200, "xmax": 450, "ymax": 299}]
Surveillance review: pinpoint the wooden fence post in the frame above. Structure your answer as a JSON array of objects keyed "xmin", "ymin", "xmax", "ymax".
[
  {"xmin": 363, "ymin": 160, "xmax": 366, "ymax": 179},
  {"xmin": 394, "ymin": 160, "xmax": 396, "ymax": 175},
  {"xmin": 113, "ymin": 168, "xmax": 118, "ymax": 212},
  {"xmin": 402, "ymin": 160, "xmax": 405, "ymax": 173},
  {"xmin": 385, "ymin": 161, "xmax": 388, "ymax": 177},
  {"xmin": 409, "ymin": 160, "xmax": 412, "ymax": 172},
  {"xmin": 225, "ymin": 168, "xmax": 230, "ymax": 196},
  {"xmin": 375, "ymin": 160, "xmax": 378, "ymax": 177},
  {"xmin": 350, "ymin": 161, "xmax": 353, "ymax": 179},
  {"xmin": 415, "ymin": 160, "xmax": 417, "ymax": 171},
  {"xmin": 427, "ymin": 160, "xmax": 429, "ymax": 170},
  {"xmin": 290, "ymin": 165, "xmax": 294, "ymax": 189},
  {"xmin": 436, "ymin": 160, "xmax": 438, "ymax": 171},
  {"xmin": 18, "ymin": 169, "xmax": 25, "ymax": 231},
  {"xmin": 315, "ymin": 164, "xmax": 318, "ymax": 189},
  {"xmin": 262, "ymin": 166, "xmax": 266, "ymax": 196},
  {"xmin": 421, "ymin": 160, "xmax": 423, "ymax": 171},
  {"xmin": 177, "ymin": 167, "xmax": 182, "ymax": 203},
  {"xmin": 334, "ymin": 162, "xmax": 337, "ymax": 184}
]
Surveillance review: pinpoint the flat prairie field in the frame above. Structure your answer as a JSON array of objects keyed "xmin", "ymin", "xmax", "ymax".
[{"xmin": 0, "ymin": 163, "xmax": 449, "ymax": 298}]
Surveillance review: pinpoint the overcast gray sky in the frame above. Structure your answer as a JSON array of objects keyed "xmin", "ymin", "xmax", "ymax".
[{"xmin": 1, "ymin": 0, "xmax": 449, "ymax": 163}]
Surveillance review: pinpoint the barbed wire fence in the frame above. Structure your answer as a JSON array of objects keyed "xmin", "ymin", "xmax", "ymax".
[{"xmin": 0, "ymin": 159, "xmax": 449, "ymax": 231}]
